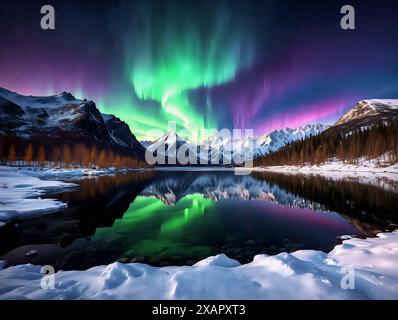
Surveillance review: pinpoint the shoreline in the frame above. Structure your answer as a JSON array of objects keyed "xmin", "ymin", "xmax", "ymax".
[
  {"xmin": 2, "ymin": 161, "xmax": 398, "ymax": 175},
  {"xmin": 1, "ymin": 163, "xmax": 397, "ymax": 226},
  {"xmin": 1, "ymin": 165, "xmax": 398, "ymax": 299},
  {"xmin": 0, "ymin": 167, "xmax": 78, "ymax": 225}
]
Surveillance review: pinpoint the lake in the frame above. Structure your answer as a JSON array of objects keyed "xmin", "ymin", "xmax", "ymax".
[{"xmin": 1, "ymin": 170, "xmax": 397, "ymax": 270}]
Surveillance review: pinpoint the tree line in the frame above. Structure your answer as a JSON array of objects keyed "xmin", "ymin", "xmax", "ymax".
[
  {"xmin": 0, "ymin": 137, "xmax": 149, "ymax": 169},
  {"xmin": 254, "ymin": 122, "xmax": 398, "ymax": 167}
]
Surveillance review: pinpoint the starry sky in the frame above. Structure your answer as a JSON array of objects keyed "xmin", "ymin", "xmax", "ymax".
[{"xmin": 1, "ymin": 0, "xmax": 398, "ymax": 141}]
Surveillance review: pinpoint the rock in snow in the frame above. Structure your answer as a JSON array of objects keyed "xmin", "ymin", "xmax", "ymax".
[
  {"xmin": 0, "ymin": 231, "xmax": 398, "ymax": 299},
  {"xmin": 337, "ymin": 235, "xmax": 355, "ymax": 241},
  {"xmin": 25, "ymin": 250, "xmax": 38, "ymax": 258}
]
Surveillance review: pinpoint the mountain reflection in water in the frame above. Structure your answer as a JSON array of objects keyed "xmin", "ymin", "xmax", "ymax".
[{"xmin": 0, "ymin": 170, "xmax": 397, "ymax": 270}]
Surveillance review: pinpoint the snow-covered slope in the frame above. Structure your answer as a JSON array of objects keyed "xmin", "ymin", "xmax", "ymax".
[
  {"xmin": 253, "ymin": 98, "xmax": 398, "ymax": 166},
  {"xmin": 145, "ymin": 131, "xmax": 198, "ymax": 164},
  {"xmin": 147, "ymin": 131, "xmax": 193, "ymax": 155},
  {"xmin": 1, "ymin": 231, "xmax": 397, "ymax": 299},
  {"xmin": 199, "ymin": 124, "xmax": 326, "ymax": 162},
  {"xmin": 0, "ymin": 87, "xmax": 80, "ymax": 109},
  {"xmin": 146, "ymin": 124, "xmax": 326, "ymax": 164},
  {"xmin": 102, "ymin": 113, "xmax": 142, "ymax": 149},
  {"xmin": 0, "ymin": 87, "xmax": 145, "ymax": 157},
  {"xmin": 240, "ymin": 123, "xmax": 327, "ymax": 159},
  {"xmin": 139, "ymin": 140, "xmax": 154, "ymax": 149},
  {"xmin": 335, "ymin": 99, "xmax": 398, "ymax": 127},
  {"xmin": 0, "ymin": 87, "xmax": 98, "ymax": 134}
]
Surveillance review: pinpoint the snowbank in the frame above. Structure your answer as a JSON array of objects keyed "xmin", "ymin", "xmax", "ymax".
[
  {"xmin": 0, "ymin": 231, "xmax": 397, "ymax": 300},
  {"xmin": 243, "ymin": 158, "xmax": 398, "ymax": 190},
  {"xmin": 3, "ymin": 166, "xmax": 145, "ymax": 180},
  {"xmin": 256, "ymin": 160, "xmax": 398, "ymax": 176},
  {"xmin": 0, "ymin": 167, "xmax": 77, "ymax": 224}
]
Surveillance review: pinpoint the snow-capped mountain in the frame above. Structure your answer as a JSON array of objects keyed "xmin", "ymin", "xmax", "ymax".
[
  {"xmin": 0, "ymin": 87, "xmax": 145, "ymax": 157},
  {"xmin": 145, "ymin": 124, "xmax": 327, "ymax": 164},
  {"xmin": 140, "ymin": 140, "xmax": 154, "ymax": 149},
  {"xmin": 253, "ymin": 98, "xmax": 398, "ymax": 166},
  {"xmin": 144, "ymin": 99, "xmax": 398, "ymax": 166},
  {"xmin": 146, "ymin": 131, "xmax": 196, "ymax": 158},
  {"xmin": 335, "ymin": 99, "xmax": 398, "ymax": 127},
  {"xmin": 199, "ymin": 124, "xmax": 327, "ymax": 162},
  {"xmin": 102, "ymin": 113, "xmax": 143, "ymax": 150},
  {"xmin": 141, "ymin": 172, "xmax": 320, "ymax": 209}
]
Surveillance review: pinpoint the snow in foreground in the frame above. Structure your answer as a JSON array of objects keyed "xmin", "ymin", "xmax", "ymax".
[
  {"xmin": 255, "ymin": 159, "xmax": 398, "ymax": 176},
  {"xmin": 0, "ymin": 167, "xmax": 77, "ymax": 224},
  {"xmin": 2, "ymin": 166, "xmax": 144, "ymax": 180},
  {"xmin": 0, "ymin": 231, "xmax": 397, "ymax": 300}
]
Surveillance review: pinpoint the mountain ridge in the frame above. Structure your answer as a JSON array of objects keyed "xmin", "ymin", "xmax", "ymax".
[
  {"xmin": 143, "ymin": 123, "xmax": 327, "ymax": 164},
  {"xmin": 0, "ymin": 87, "xmax": 145, "ymax": 158},
  {"xmin": 254, "ymin": 98, "xmax": 398, "ymax": 167},
  {"xmin": 332, "ymin": 99, "xmax": 398, "ymax": 132}
]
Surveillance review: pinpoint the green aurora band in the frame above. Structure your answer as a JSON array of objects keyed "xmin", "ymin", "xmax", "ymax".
[{"xmin": 120, "ymin": 3, "xmax": 254, "ymax": 142}]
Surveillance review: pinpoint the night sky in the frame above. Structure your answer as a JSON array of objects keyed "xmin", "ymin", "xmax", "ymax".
[{"xmin": 1, "ymin": 0, "xmax": 398, "ymax": 141}]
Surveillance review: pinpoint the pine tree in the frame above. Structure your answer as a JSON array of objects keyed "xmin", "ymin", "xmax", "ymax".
[
  {"xmin": 62, "ymin": 145, "xmax": 72, "ymax": 167},
  {"xmin": 51, "ymin": 147, "xmax": 62, "ymax": 167},
  {"xmin": 107, "ymin": 150, "xmax": 115, "ymax": 168},
  {"xmin": 7, "ymin": 144, "xmax": 17, "ymax": 165},
  {"xmin": 89, "ymin": 146, "xmax": 98, "ymax": 168},
  {"xmin": 113, "ymin": 155, "xmax": 121, "ymax": 168},
  {"xmin": 73, "ymin": 144, "xmax": 86, "ymax": 167},
  {"xmin": 82, "ymin": 146, "xmax": 91, "ymax": 168},
  {"xmin": 98, "ymin": 150, "xmax": 107, "ymax": 168},
  {"xmin": 37, "ymin": 146, "xmax": 46, "ymax": 166},
  {"xmin": 0, "ymin": 138, "xmax": 3, "ymax": 163},
  {"xmin": 24, "ymin": 143, "xmax": 34, "ymax": 166}
]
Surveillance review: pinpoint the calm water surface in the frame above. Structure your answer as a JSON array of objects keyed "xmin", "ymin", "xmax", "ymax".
[{"xmin": 1, "ymin": 170, "xmax": 397, "ymax": 270}]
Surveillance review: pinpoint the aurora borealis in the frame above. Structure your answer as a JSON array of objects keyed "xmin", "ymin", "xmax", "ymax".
[
  {"xmin": 1, "ymin": 0, "xmax": 398, "ymax": 141},
  {"xmin": 123, "ymin": 1, "xmax": 254, "ymax": 140}
]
